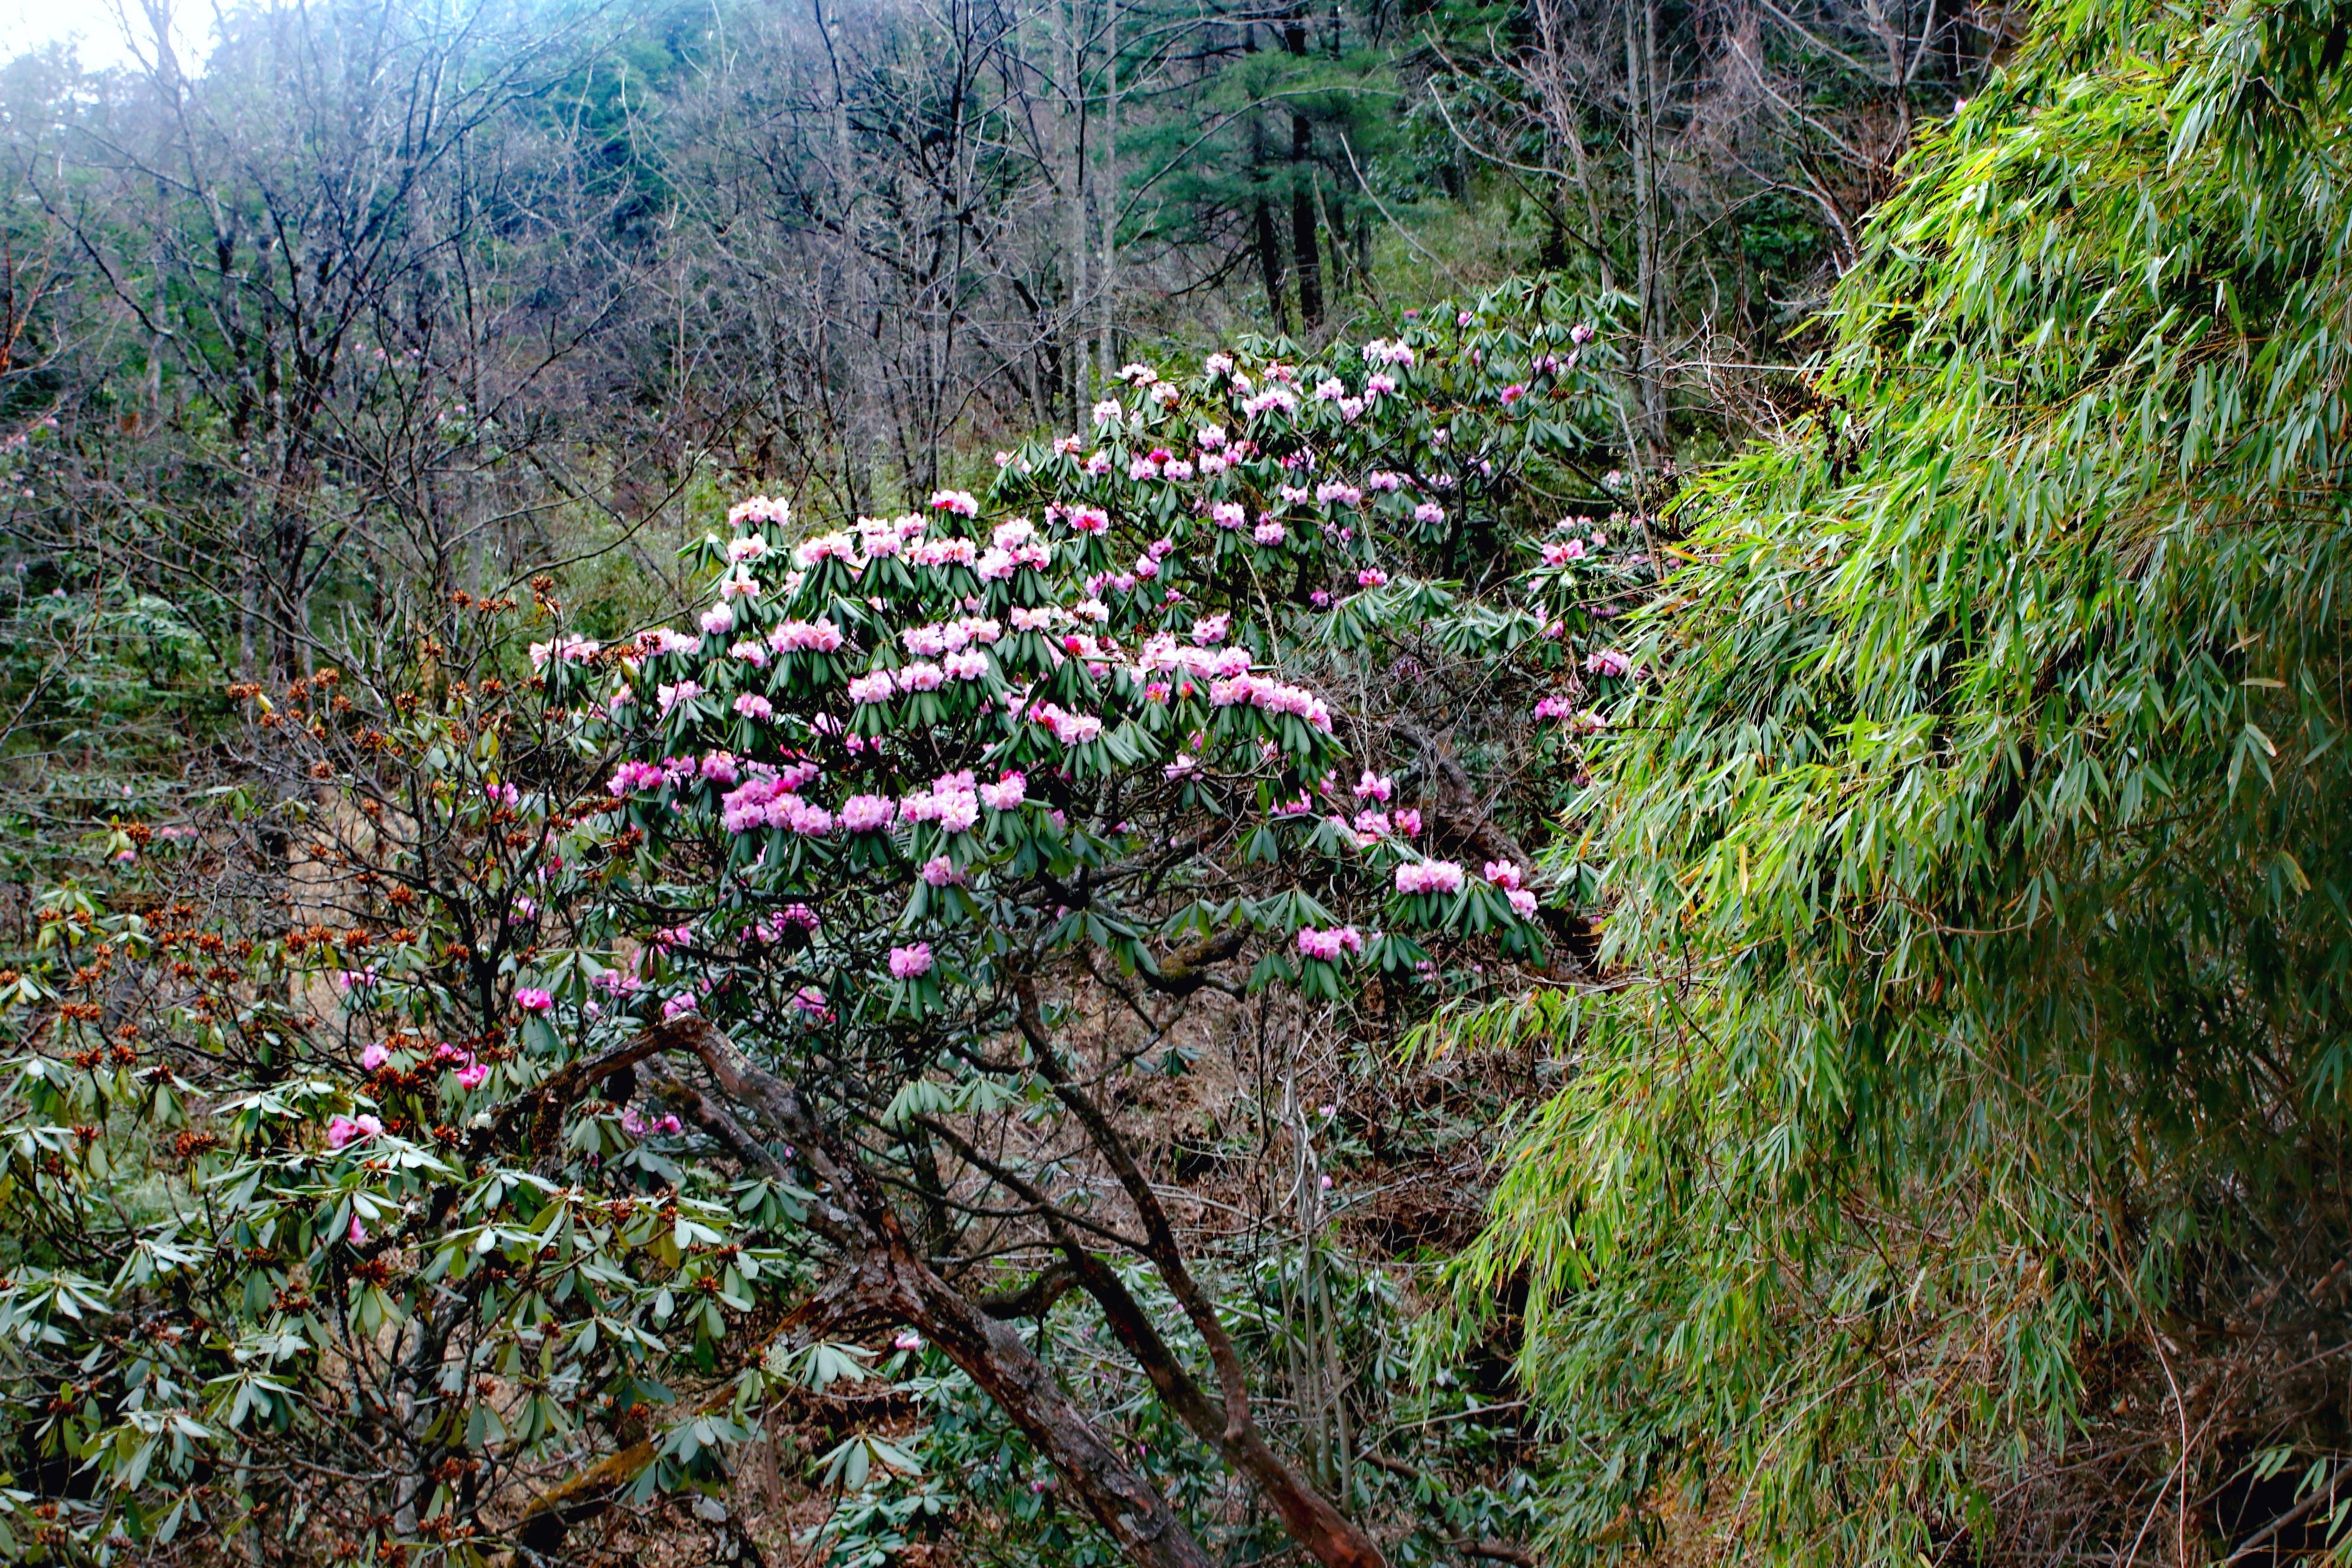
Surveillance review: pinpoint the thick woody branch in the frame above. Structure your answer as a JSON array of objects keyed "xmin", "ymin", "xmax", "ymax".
[
  {"xmin": 500, "ymin": 1016, "xmax": 1217, "ymax": 1568},
  {"xmin": 1007, "ymin": 983, "xmax": 1389, "ymax": 1568}
]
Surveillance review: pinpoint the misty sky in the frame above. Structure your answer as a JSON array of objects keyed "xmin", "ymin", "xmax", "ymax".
[{"xmin": 1, "ymin": 0, "xmax": 193, "ymax": 72}]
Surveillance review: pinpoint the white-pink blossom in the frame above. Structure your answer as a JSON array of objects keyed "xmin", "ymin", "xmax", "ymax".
[{"xmin": 1394, "ymin": 859, "xmax": 1466, "ymax": 896}]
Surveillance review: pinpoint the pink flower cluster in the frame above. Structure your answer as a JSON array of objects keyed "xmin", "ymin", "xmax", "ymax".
[
  {"xmin": 795, "ymin": 531, "xmax": 858, "ymax": 567},
  {"xmin": 609, "ymin": 759, "xmax": 667, "ymax": 797},
  {"xmin": 913, "ymin": 537, "xmax": 978, "ymax": 569},
  {"xmin": 528, "ymin": 635, "xmax": 600, "ymax": 669},
  {"xmin": 326, "ymin": 1112, "xmax": 384, "ymax": 1149},
  {"xmin": 729, "ymin": 495, "xmax": 791, "ymax": 526},
  {"xmin": 1296, "ymin": 925, "xmax": 1366, "ymax": 961},
  {"xmin": 1207, "ymin": 672, "xmax": 1333, "ymax": 732},
  {"xmin": 640, "ymin": 628, "xmax": 701, "ymax": 658},
  {"xmin": 1486, "ymin": 863, "xmax": 1541, "ymax": 919},
  {"xmin": 890, "ymin": 943, "xmax": 934, "ymax": 978},
  {"xmin": 720, "ymin": 773, "xmax": 838, "ymax": 836},
  {"xmin": 770, "ymin": 618, "xmax": 848, "ymax": 654},
  {"xmin": 1394, "ymin": 860, "xmax": 1467, "ymax": 896},
  {"xmin": 900, "ymin": 770, "xmax": 983, "ymax": 832},
  {"xmin": 1031, "ymin": 703, "xmax": 1105, "ymax": 745}
]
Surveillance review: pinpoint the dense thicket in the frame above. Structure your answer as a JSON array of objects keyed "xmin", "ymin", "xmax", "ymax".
[{"xmin": 1461, "ymin": 0, "xmax": 2352, "ymax": 1560}]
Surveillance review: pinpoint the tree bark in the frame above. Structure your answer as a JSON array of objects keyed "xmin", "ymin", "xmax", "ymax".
[
  {"xmin": 1624, "ymin": 0, "xmax": 1666, "ymax": 452},
  {"xmin": 1283, "ymin": 15, "xmax": 1324, "ymax": 329},
  {"xmin": 1250, "ymin": 113, "xmax": 1290, "ymax": 332}
]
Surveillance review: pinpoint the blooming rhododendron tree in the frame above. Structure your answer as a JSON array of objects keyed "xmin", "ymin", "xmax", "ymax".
[
  {"xmin": 521, "ymin": 292, "xmax": 1645, "ymax": 1564},
  {"xmin": 0, "ymin": 284, "xmax": 1656, "ymax": 1568}
]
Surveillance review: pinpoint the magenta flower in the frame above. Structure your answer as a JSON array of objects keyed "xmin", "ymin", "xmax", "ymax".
[
  {"xmin": 889, "ymin": 943, "xmax": 934, "ymax": 979},
  {"xmin": 325, "ymin": 1112, "xmax": 383, "ymax": 1150}
]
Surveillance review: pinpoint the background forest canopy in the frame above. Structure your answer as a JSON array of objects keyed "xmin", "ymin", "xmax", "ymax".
[
  {"xmin": 0, "ymin": 0, "xmax": 1998, "ymax": 690},
  {"xmin": 15, "ymin": 0, "xmax": 2352, "ymax": 1564}
]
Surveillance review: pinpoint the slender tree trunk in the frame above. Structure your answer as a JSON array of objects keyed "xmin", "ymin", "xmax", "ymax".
[
  {"xmin": 1097, "ymin": 0, "xmax": 1119, "ymax": 386},
  {"xmin": 880, "ymin": 1242, "xmax": 1216, "ymax": 1568},
  {"xmin": 1250, "ymin": 115, "xmax": 1290, "ymax": 332},
  {"xmin": 1009, "ymin": 994, "xmax": 1389, "ymax": 1568},
  {"xmin": 1061, "ymin": 0, "xmax": 1090, "ymax": 419},
  {"xmin": 1283, "ymin": 15, "xmax": 1323, "ymax": 329},
  {"xmin": 1623, "ymin": 0, "xmax": 1665, "ymax": 452}
]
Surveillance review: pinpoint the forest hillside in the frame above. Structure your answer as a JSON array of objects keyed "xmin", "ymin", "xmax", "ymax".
[{"xmin": 0, "ymin": 0, "xmax": 2346, "ymax": 1564}]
